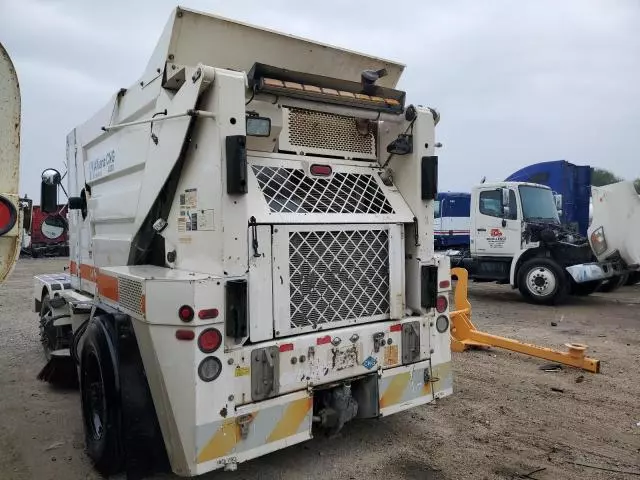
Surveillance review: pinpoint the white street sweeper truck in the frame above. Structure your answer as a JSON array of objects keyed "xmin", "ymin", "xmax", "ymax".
[
  {"xmin": 0, "ymin": 43, "xmax": 22, "ymax": 283},
  {"xmin": 33, "ymin": 7, "xmax": 453, "ymax": 477}
]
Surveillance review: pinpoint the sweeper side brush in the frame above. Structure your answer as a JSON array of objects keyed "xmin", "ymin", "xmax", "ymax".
[{"xmin": 449, "ymin": 268, "xmax": 600, "ymax": 373}]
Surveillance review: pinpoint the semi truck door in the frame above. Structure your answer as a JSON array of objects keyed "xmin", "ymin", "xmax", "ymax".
[{"xmin": 472, "ymin": 188, "xmax": 521, "ymax": 257}]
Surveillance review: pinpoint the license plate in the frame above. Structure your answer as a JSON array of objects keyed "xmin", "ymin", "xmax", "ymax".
[{"xmin": 331, "ymin": 344, "xmax": 359, "ymax": 371}]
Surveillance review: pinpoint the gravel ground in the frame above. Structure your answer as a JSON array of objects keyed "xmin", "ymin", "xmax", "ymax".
[{"xmin": 1, "ymin": 258, "xmax": 639, "ymax": 480}]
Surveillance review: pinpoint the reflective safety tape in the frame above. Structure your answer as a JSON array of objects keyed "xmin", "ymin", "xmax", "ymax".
[{"xmin": 197, "ymin": 396, "xmax": 312, "ymax": 464}]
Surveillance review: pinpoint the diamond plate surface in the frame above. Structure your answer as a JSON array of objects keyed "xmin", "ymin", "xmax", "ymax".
[
  {"xmin": 252, "ymin": 166, "xmax": 394, "ymax": 215},
  {"xmin": 288, "ymin": 229, "xmax": 390, "ymax": 329}
]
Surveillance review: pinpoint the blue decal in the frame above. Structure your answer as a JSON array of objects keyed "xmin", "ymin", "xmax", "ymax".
[{"xmin": 363, "ymin": 356, "xmax": 377, "ymax": 370}]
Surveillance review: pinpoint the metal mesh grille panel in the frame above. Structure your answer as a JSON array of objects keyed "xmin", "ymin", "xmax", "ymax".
[
  {"xmin": 118, "ymin": 277, "xmax": 144, "ymax": 315},
  {"xmin": 252, "ymin": 166, "xmax": 394, "ymax": 214},
  {"xmin": 286, "ymin": 108, "xmax": 376, "ymax": 156},
  {"xmin": 289, "ymin": 229, "xmax": 390, "ymax": 329}
]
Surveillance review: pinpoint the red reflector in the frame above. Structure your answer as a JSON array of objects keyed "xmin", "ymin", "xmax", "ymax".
[
  {"xmin": 390, "ymin": 324, "xmax": 402, "ymax": 332},
  {"xmin": 436, "ymin": 295, "xmax": 448, "ymax": 313},
  {"xmin": 439, "ymin": 280, "xmax": 450, "ymax": 289},
  {"xmin": 198, "ymin": 308, "xmax": 219, "ymax": 320},
  {"xmin": 310, "ymin": 164, "xmax": 332, "ymax": 176},
  {"xmin": 178, "ymin": 305, "xmax": 194, "ymax": 322},
  {"xmin": 279, "ymin": 343, "xmax": 294, "ymax": 352},
  {"xmin": 0, "ymin": 196, "xmax": 17, "ymax": 235},
  {"xmin": 175, "ymin": 329, "xmax": 195, "ymax": 340},
  {"xmin": 316, "ymin": 335, "xmax": 331, "ymax": 345},
  {"xmin": 198, "ymin": 328, "xmax": 222, "ymax": 353}
]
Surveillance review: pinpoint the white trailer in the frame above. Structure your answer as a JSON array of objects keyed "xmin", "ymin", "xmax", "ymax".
[{"xmin": 33, "ymin": 7, "xmax": 453, "ymax": 477}]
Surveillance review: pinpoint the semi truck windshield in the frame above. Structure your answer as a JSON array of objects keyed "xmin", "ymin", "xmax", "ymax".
[{"xmin": 519, "ymin": 186, "xmax": 560, "ymax": 223}]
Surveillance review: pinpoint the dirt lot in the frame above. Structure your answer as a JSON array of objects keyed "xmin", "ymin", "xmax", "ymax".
[{"xmin": 1, "ymin": 258, "xmax": 639, "ymax": 480}]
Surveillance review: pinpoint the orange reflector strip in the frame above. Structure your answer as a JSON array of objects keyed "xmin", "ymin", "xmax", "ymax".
[
  {"xmin": 390, "ymin": 324, "xmax": 402, "ymax": 332},
  {"xmin": 370, "ymin": 96, "xmax": 385, "ymax": 103},
  {"xmin": 303, "ymin": 84, "xmax": 322, "ymax": 93},
  {"xmin": 263, "ymin": 78, "xmax": 284, "ymax": 88},
  {"xmin": 97, "ymin": 273, "xmax": 118, "ymax": 302},
  {"xmin": 355, "ymin": 93, "xmax": 371, "ymax": 100},
  {"xmin": 69, "ymin": 261, "xmax": 77, "ymax": 275},
  {"xmin": 284, "ymin": 81, "xmax": 303, "ymax": 90},
  {"xmin": 322, "ymin": 88, "xmax": 339, "ymax": 96},
  {"xmin": 316, "ymin": 335, "xmax": 331, "ymax": 345},
  {"xmin": 385, "ymin": 99, "xmax": 401, "ymax": 106},
  {"xmin": 279, "ymin": 343, "xmax": 294, "ymax": 352},
  {"xmin": 338, "ymin": 91, "xmax": 355, "ymax": 98}
]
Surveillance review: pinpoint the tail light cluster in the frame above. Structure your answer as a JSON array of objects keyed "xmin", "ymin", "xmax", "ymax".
[
  {"xmin": 198, "ymin": 328, "xmax": 222, "ymax": 382},
  {"xmin": 176, "ymin": 306, "xmax": 224, "ymax": 382},
  {"xmin": 435, "ymin": 295, "xmax": 450, "ymax": 333}
]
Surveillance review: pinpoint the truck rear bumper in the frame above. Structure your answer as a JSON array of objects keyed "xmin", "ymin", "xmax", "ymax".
[{"xmin": 565, "ymin": 261, "xmax": 623, "ymax": 283}]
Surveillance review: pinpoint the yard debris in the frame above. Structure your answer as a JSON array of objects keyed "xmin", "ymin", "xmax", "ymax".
[
  {"xmin": 575, "ymin": 375, "xmax": 584, "ymax": 383},
  {"xmin": 519, "ymin": 467, "xmax": 546, "ymax": 479},
  {"xmin": 539, "ymin": 363, "xmax": 563, "ymax": 372},
  {"xmin": 44, "ymin": 441, "xmax": 63, "ymax": 452},
  {"xmin": 550, "ymin": 322, "xmax": 557, "ymax": 327},
  {"xmin": 550, "ymin": 387, "xmax": 564, "ymax": 393}
]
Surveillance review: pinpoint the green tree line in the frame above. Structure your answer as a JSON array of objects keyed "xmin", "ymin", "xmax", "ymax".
[{"xmin": 591, "ymin": 168, "xmax": 640, "ymax": 193}]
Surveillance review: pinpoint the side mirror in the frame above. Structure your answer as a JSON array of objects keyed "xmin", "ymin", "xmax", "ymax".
[
  {"xmin": 554, "ymin": 194, "xmax": 563, "ymax": 212},
  {"xmin": 41, "ymin": 214, "xmax": 67, "ymax": 240},
  {"xmin": 501, "ymin": 188, "xmax": 510, "ymax": 211},
  {"xmin": 40, "ymin": 169, "xmax": 61, "ymax": 214}
]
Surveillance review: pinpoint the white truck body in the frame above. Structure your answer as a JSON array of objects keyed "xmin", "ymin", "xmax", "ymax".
[
  {"xmin": 0, "ymin": 43, "xmax": 21, "ymax": 282},
  {"xmin": 33, "ymin": 7, "xmax": 452, "ymax": 477},
  {"xmin": 588, "ymin": 181, "xmax": 640, "ymax": 269}
]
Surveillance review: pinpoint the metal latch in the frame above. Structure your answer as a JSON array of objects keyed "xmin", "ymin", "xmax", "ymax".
[
  {"xmin": 401, "ymin": 321, "xmax": 421, "ymax": 365},
  {"xmin": 251, "ymin": 346, "xmax": 279, "ymax": 401},
  {"xmin": 236, "ymin": 414, "xmax": 255, "ymax": 440},
  {"xmin": 372, "ymin": 332, "xmax": 385, "ymax": 353}
]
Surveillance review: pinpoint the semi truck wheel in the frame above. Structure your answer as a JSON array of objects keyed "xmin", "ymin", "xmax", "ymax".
[
  {"xmin": 80, "ymin": 319, "xmax": 124, "ymax": 475},
  {"xmin": 600, "ymin": 274, "xmax": 628, "ymax": 293},
  {"xmin": 626, "ymin": 272, "xmax": 640, "ymax": 286},
  {"xmin": 517, "ymin": 258, "xmax": 568, "ymax": 305},
  {"xmin": 571, "ymin": 280, "xmax": 601, "ymax": 296}
]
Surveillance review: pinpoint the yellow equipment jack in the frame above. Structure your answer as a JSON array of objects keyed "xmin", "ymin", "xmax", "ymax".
[{"xmin": 449, "ymin": 268, "xmax": 600, "ymax": 373}]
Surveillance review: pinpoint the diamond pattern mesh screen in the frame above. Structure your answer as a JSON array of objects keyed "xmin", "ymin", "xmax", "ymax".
[
  {"xmin": 286, "ymin": 108, "xmax": 376, "ymax": 156},
  {"xmin": 118, "ymin": 277, "xmax": 144, "ymax": 315},
  {"xmin": 288, "ymin": 229, "xmax": 390, "ymax": 329},
  {"xmin": 252, "ymin": 166, "xmax": 394, "ymax": 214}
]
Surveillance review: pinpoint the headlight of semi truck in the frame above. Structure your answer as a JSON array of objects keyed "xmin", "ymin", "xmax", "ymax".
[{"xmin": 590, "ymin": 227, "xmax": 608, "ymax": 255}]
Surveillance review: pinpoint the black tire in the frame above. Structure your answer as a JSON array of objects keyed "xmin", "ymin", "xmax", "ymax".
[
  {"xmin": 626, "ymin": 272, "xmax": 640, "ymax": 286},
  {"xmin": 571, "ymin": 280, "xmax": 601, "ymax": 296},
  {"xmin": 599, "ymin": 274, "xmax": 628, "ymax": 293},
  {"xmin": 517, "ymin": 257, "xmax": 569, "ymax": 305},
  {"xmin": 80, "ymin": 319, "xmax": 124, "ymax": 476}
]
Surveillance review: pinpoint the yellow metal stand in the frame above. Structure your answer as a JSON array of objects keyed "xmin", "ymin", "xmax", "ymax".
[{"xmin": 449, "ymin": 268, "xmax": 600, "ymax": 373}]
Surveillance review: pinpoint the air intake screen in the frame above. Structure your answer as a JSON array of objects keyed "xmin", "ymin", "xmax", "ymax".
[{"xmin": 252, "ymin": 166, "xmax": 394, "ymax": 214}]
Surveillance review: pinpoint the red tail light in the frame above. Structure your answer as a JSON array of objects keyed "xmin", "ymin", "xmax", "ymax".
[
  {"xmin": 310, "ymin": 164, "xmax": 332, "ymax": 176},
  {"xmin": 436, "ymin": 295, "xmax": 448, "ymax": 313},
  {"xmin": 198, "ymin": 308, "xmax": 219, "ymax": 320},
  {"xmin": 178, "ymin": 305, "xmax": 194, "ymax": 322},
  {"xmin": 439, "ymin": 280, "xmax": 450, "ymax": 289},
  {"xmin": 0, "ymin": 197, "xmax": 17, "ymax": 236},
  {"xmin": 198, "ymin": 328, "xmax": 222, "ymax": 353},
  {"xmin": 175, "ymin": 329, "xmax": 195, "ymax": 341}
]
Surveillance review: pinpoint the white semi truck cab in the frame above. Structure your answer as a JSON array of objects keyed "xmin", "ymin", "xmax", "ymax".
[
  {"xmin": 32, "ymin": 7, "xmax": 453, "ymax": 477},
  {"xmin": 451, "ymin": 180, "xmax": 627, "ymax": 304}
]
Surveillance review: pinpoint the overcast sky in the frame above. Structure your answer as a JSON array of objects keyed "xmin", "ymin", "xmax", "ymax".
[{"xmin": 1, "ymin": 0, "xmax": 639, "ymax": 200}]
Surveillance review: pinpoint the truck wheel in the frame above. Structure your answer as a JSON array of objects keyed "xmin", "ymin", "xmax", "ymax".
[
  {"xmin": 80, "ymin": 320, "xmax": 123, "ymax": 475},
  {"xmin": 518, "ymin": 258, "xmax": 568, "ymax": 305},
  {"xmin": 571, "ymin": 280, "xmax": 601, "ymax": 296},
  {"xmin": 626, "ymin": 272, "xmax": 640, "ymax": 286},
  {"xmin": 600, "ymin": 274, "xmax": 628, "ymax": 293}
]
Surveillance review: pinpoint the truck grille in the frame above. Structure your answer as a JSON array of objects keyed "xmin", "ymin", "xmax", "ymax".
[
  {"xmin": 252, "ymin": 166, "xmax": 394, "ymax": 214},
  {"xmin": 288, "ymin": 229, "xmax": 390, "ymax": 329}
]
